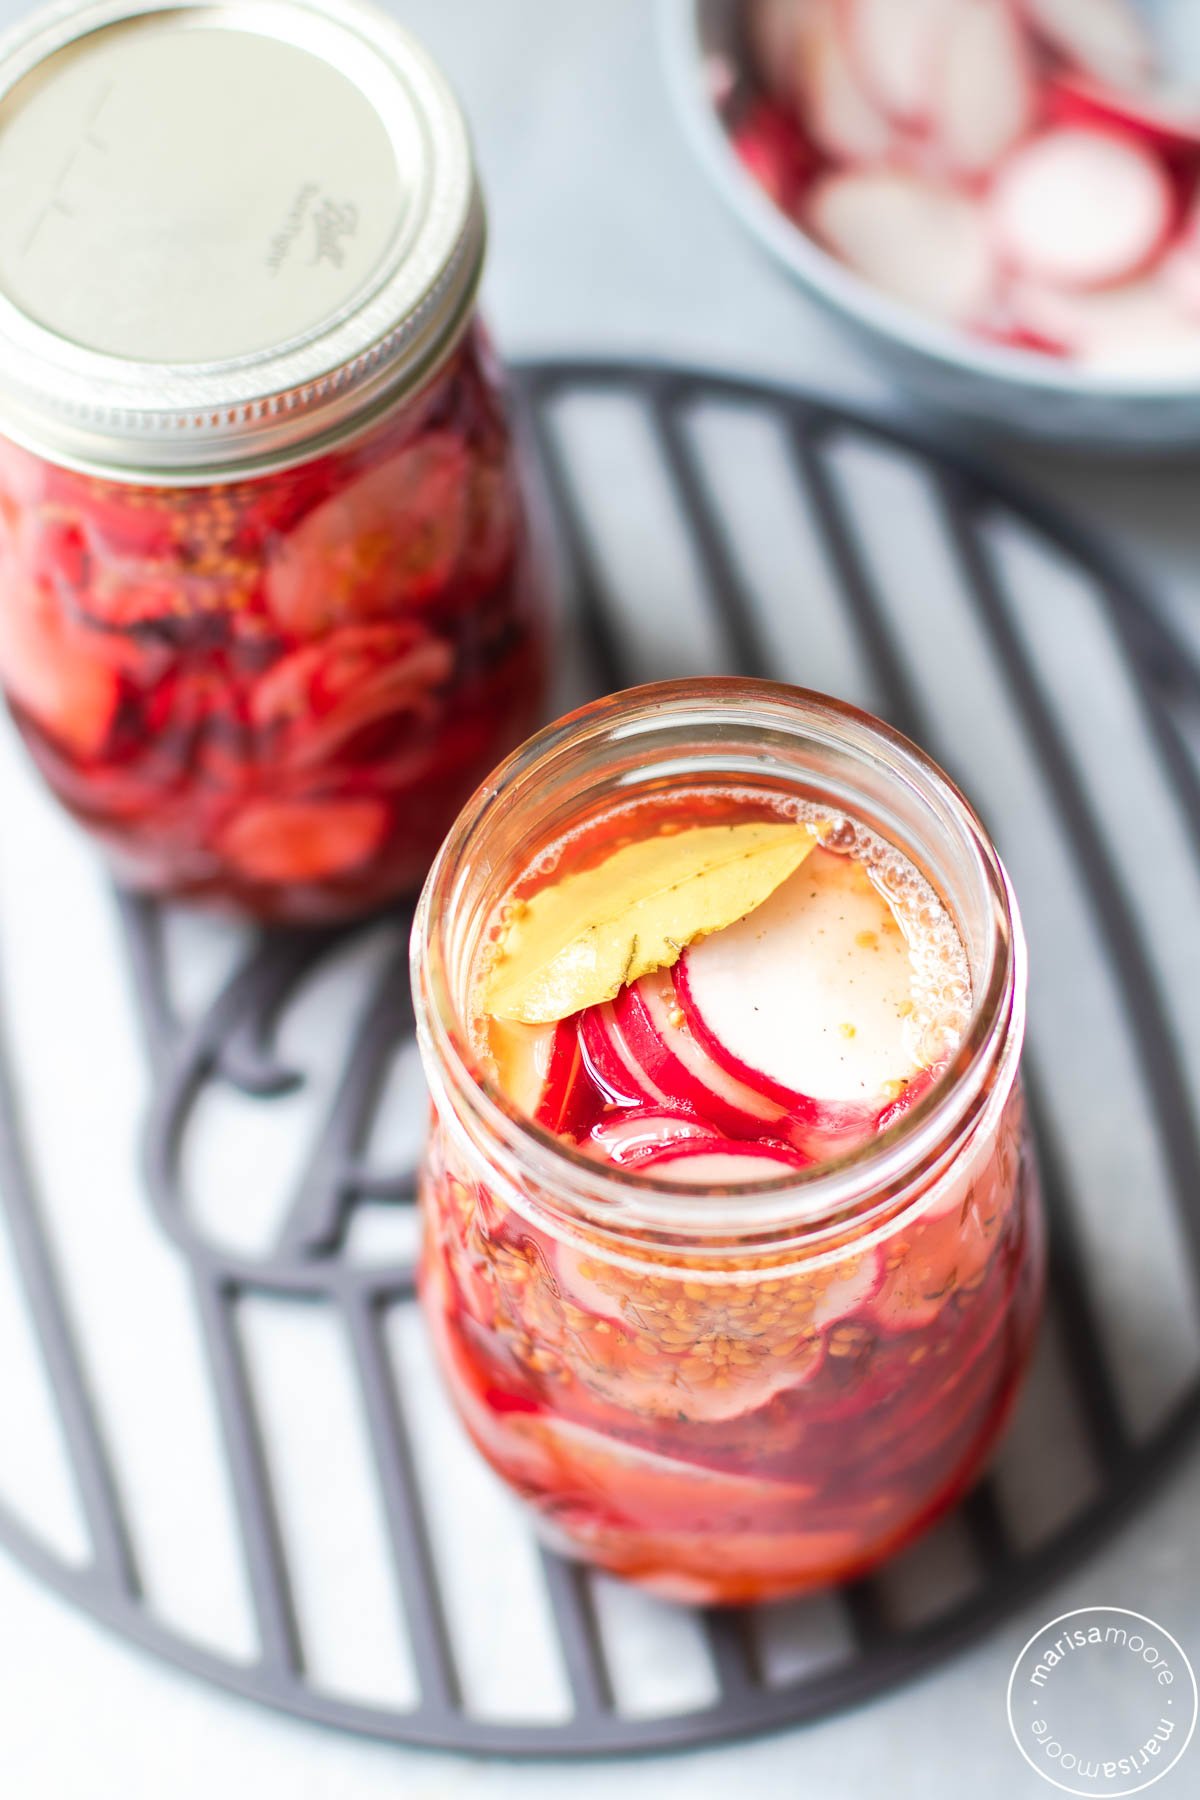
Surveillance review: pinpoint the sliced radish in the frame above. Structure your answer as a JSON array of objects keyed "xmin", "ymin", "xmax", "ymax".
[
  {"xmin": 0, "ymin": 596, "xmax": 119, "ymax": 760},
  {"xmin": 578, "ymin": 1001, "xmax": 668, "ymax": 1110},
  {"xmin": 217, "ymin": 797, "xmax": 388, "ymax": 884},
  {"xmin": 847, "ymin": 0, "xmax": 961, "ymax": 126},
  {"xmin": 1020, "ymin": 0, "xmax": 1154, "ymax": 91},
  {"xmin": 587, "ymin": 1109, "xmax": 717, "ymax": 1169},
  {"xmin": 1009, "ymin": 269, "xmax": 1200, "ymax": 363},
  {"xmin": 811, "ymin": 1248, "xmax": 884, "ymax": 1326},
  {"xmin": 732, "ymin": 99, "xmax": 814, "ymax": 214},
  {"xmin": 973, "ymin": 317, "xmax": 1071, "ymax": 357},
  {"xmin": 796, "ymin": 0, "xmax": 895, "ymax": 163},
  {"xmin": 808, "ymin": 168, "xmax": 993, "ymax": 322},
  {"xmin": 614, "ymin": 973, "xmax": 789, "ymax": 1140},
  {"xmin": 639, "ymin": 1137, "xmax": 813, "ymax": 1186},
  {"xmin": 680, "ymin": 846, "xmax": 923, "ymax": 1111},
  {"xmin": 502, "ymin": 1409, "xmax": 820, "ymax": 1529},
  {"xmin": 1049, "ymin": 71, "xmax": 1200, "ymax": 156},
  {"xmin": 991, "ymin": 127, "xmax": 1173, "ymax": 290},
  {"xmin": 929, "ymin": 0, "xmax": 1038, "ymax": 179},
  {"xmin": 869, "ymin": 1204, "xmax": 997, "ymax": 1329},
  {"xmin": 535, "ymin": 1018, "xmax": 595, "ymax": 1137}
]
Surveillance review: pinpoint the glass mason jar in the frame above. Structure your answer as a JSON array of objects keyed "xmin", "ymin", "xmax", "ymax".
[
  {"xmin": 0, "ymin": 0, "xmax": 546, "ymax": 920},
  {"xmin": 413, "ymin": 681, "xmax": 1045, "ymax": 1606}
]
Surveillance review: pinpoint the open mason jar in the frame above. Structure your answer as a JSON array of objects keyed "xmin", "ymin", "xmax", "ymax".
[
  {"xmin": 0, "ymin": 0, "xmax": 546, "ymax": 920},
  {"xmin": 413, "ymin": 680, "xmax": 1045, "ymax": 1606}
]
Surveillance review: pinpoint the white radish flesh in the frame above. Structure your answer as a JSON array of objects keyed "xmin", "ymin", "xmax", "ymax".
[
  {"xmin": 1021, "ymin": 0, "xmax": 1154, "ymax": 90},
  {"xmin": 681, "ymin": 847, "xmax": 922, "ymax": 1106},
  {"xmin": 931, "ymin": 0, "xmax": 1038, "ymax": 178},
  {"xmin": 798, "ymin": 0, "xmax": 895, "ymax": 162},
  {"xmin": 992, "ymin": 127, "xmax": 1172, "ymax": 289},
  {"xmin": 809, "ymin": 168, "xmax": 993, "ymax": 322},
  {"xmin": 1009, "ymin": 272, "xmax": 1200, "ymax": 364},
  {"xmin": 644, "ymin": 1143, "xmax": 812, "ymax": 1186},
  {"xmin": 618, "ymin": 974, "xmax": 787, "ymax": 1134},
  {"xmin": 849, "ymin": 0, "xmax": 960, "ymax": 125}
]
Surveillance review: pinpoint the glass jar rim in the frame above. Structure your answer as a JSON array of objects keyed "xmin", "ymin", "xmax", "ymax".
[
  {"xmin": 0, "ymin": 0, "xmax": 485, "ymax": 483},
  {"xmin": 412, "ymin": 679, "xmax": 1025, "ymax": 1249}
]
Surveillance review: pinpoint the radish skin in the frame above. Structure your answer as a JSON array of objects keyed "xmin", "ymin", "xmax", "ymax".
[
  {"xmin": 587, "ymin": 1110, "xmax": 717, "ymax": 1168},
  {"xmin": 635, "ymin": 1138, "xmax": 813, "ymax": 1186},
  {"xmin": 615, "ymin": 975, "xmax": 788, "ymax": 1139},
  {"xmin": 680, "ymin": 847, "xmax": 923, "ymax": 1108},
  {"xmin": 1049, "ymin": 70, "xmax": 1200, "ymax": 156},
  {"xmin": 808, "ymin": 168, "xmax": 994, "ymax": 323}
]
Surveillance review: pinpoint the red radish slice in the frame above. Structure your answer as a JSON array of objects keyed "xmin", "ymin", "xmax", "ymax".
[
  {"xmin": 848, "ymin": 0, "xmax": 960, "ymax": 126},
  {"xmin": 875, "ymin": 1066, "xmax": 937, "ymax": 1135},
  {"xmin": 1049, "ymin": 71, "xmax": 1200, "ymax": 156},
  {"xmin": 811, "ymin": 1249, "xmax": 884, "ymax": 1326},
  {"xmin": 930, "ymin": 0, "xmax": 1037, "ymax": 178},
  {"xmin": 0, "ymin": 587, "xmax": 119, "ymax": 759},
  {"xmin": 614, "ymin": 974, "xmax": 789, "ymax": 1140},
  {"xmin": 218, "ymin": 798, "xmax": 387, "ymax": 883},
  {"xmin": 578, "ymin": 1002, "xmax": 669, "ymax": 1110},
  {"xmin": 1007, "ymin": 268, "xmax": 1200, "ymax": 363},
  {"xmin": 1009, "ymin": 271, "xmax": 1200, "ymax": 364},
  {"xmin": 502, "ymin": 1409, "xmax": 822, "ymax": 1523},
  {"xmin": 797, "ymin": 0, "xmax": 895, "ymax": 162},
  {"xmin": 1020, "ymin": 0, "xmax": 1154, "ymax": 91},
  {"xmin": 732, "ymin": 99, "xmax": 814, "ymax": 214},
  {"xmin": 991, "ymin": 128, "xmax": 1173, "ymax": 290},
  {"xmin": 868, "ymin": 1195, "xmax": 999, "ymax": 1328},
  {"xmin": 672, "ymin": 960, "xmax": 880, "ymax": 1143},
  {"xmin": 808, "ymin": 169, "xmax": 993, "ymax": 323},
  {"xmin": 587, "ymin": 1109, "xmax": 718, "ymax": 1168},
  {"xmin": 637, "ymin": 1138, "xmax": 813, "ymax": 1186},
  {"xmin": 534, "ymin": 1019, "xmax": 594, "ymax": 1137},
  {"xmin": 680, "ymin": 846, "xmax": 923, "ymax": 1112},
  {"xmin": 973, "ymin": 318, "xmax": 1071, "ymax": 357}
]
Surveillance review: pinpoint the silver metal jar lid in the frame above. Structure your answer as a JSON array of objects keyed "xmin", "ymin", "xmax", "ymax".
[{"xmin": 0, "ymin": 0, "xmax": 485, "ymax": 480}]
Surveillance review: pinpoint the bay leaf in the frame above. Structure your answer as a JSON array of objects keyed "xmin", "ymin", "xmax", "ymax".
[{"xmin": 482, "ymin": 820, "xmax": 822, "ymax": 1025}]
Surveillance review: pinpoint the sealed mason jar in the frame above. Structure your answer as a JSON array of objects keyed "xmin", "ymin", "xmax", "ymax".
[
  {"xmin": 412, "ymin": 680, "xmax": 1045, "ymax": 1606},
  {"xmin": 0, "ymin": 0, "xmax": 546, "ymax": 920}
]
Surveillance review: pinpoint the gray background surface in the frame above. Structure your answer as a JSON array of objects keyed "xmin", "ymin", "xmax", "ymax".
[{"xmin": 0, "ymin": 2, "xmax": 1197, "ymax": 1795}]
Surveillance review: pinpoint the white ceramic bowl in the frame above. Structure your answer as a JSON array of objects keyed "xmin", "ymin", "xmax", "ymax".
[{"xmin": 660, "ymin": 0, "xmax": 1200, "ymax": 451}]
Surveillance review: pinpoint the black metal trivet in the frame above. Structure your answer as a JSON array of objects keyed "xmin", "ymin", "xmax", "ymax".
[{"xmin": 0, "ymin": 359, "xmax": 1197, "ymax": 1756}]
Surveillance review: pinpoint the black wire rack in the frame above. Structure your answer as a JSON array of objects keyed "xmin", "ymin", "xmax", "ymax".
[{"xmin": 0, "ymin": 358, "xmax": 1197, "ymax": 1756}]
